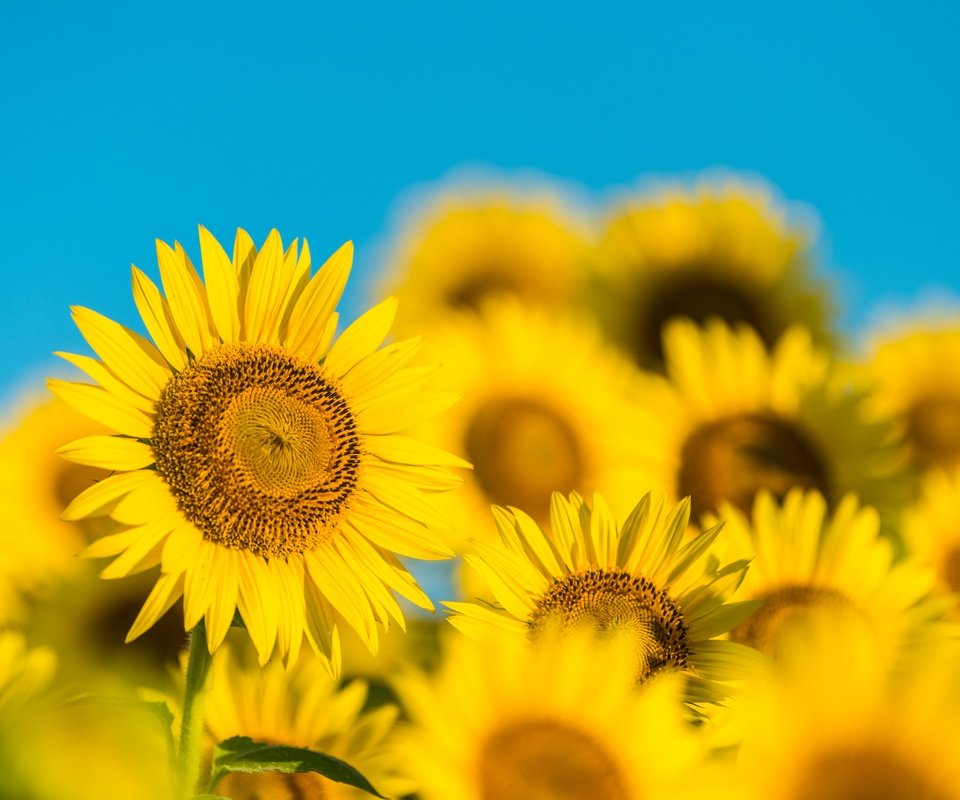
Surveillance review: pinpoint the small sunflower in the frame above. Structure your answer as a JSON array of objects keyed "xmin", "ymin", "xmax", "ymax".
[
  {"xmin": 394, "ymin": 627, "xmax": 709, "ymax": 800},
  {"xmin": 593, "ymin": 179, "xmax": 833, "ymax": 370},
  {"xmin": 418, "ymin": 300, "xmax": 655, "ymax": 546},
  {"xmin": 903, "ymin": 467, "xmax": 960, "ymax": 615},
  {"xmin": 711, "ymin": 489, "xmax": 948, "ymax": 661},
  {"xmin": 634, "ymin": 319, "xmax": 909, "ymax": 524},
  {"xmin": 203, "ymin": 640, "xmax": 410, "ymax": 800},
  {"xmin": 733, "ymin": 617, "xmax": 960, "ymax": 800},
  {"xmin": 50, "ymin": 227, "xmax": 463, "ymax": 667},
  {"xmin": 447, "ymin": 491, "xmax": 761, "ymax": 703},
  {"xmin": 381, "ymin": 181, "xmax": 591, "ymax": 336},
  {"xmin": 864, "ymin": 321, "xmax": 960, "ymax": 473}
]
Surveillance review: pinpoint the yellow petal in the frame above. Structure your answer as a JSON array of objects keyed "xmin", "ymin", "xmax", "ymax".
[
  {"xmin": 161, "ymin": 523, "xmax": 204, "ymax": 575},
  {"xmin": 56, "ymin": 435, "xmax": 155, "ymax": 471},
  {"xmin": 55, "ymin": 351, "xmax": 156, "ymax": 415},
  {"xmin": 100, "ymin": 520, "xmax": 171, "ymax": 579},
  {"xmin": 339, "ymin": 336, "xmax": 423, "ymax": 398},
  {"xmin": 365, "ymin": 434, "xmax": 472, "ymax": 469},
  {"xmin": 127, "ymin": 572, "xmax": 185, "ymax": 642},
  {"xmin": 199, "ymin": 225, "xmax": 240, "ymax": 343},
  {"xmin": 131, "ymin": 266, "xmax": 187, "ymax": 370},
  {"xmin": 242, "ymin": 229, "xmax": 289, "ymax": 344},
  {"xmin": 356, "ymin": 390, "xmax": 459, "ymax": 435},
  {"xmin": 156, "ymin": 238, "xmax": 213, "ymax": 357},
  {"xmin": 236, "ymin": 552, "xmax": 279, "ymax": 664},
  {"xmin": 205, "ymin": 549, "xmax": 239, "ymax": 652},
  {"xmin": 183, "ymin": 539, "xmax": 218, "ymax": 630},
  {"xmin": 324, "ymin": 296, "xmax": 397, "ymax": 377},
  {"xmin": 285, "ymin": 241, "xmax": 353, "ymax": 357},
  {"xmin": 60, "ymin": 470, "xmax": 161, "ymax": 520},
  {"xmin": 47, "ymin": 378, "xmax": 153, "ymax": 439}
]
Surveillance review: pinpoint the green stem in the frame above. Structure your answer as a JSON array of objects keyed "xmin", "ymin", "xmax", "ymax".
[{"xmin": 177, "ymin": 620, "xmax": 212, "ymax": 799}]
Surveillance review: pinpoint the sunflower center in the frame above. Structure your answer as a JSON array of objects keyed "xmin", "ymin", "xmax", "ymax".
[
  {"xmin": 678, "ymin": 412, "xmax": 830, "ymax": 520},
  {"xmin": 941, "ymin": 547, "xmax": 960, "ymax": 593},
  {"xmin": 479, "ymin": 718, "xmax": 630, "ymax": 800},
  {"xmin": 153, "ymin": 343, "xmax": 362, "ymax": 558},
  {"xmin": 446, "ymin": 270, "xmax": 518, "ymax": 311},
  {"xmin": 637, "ymin": 272, "xmax": 771, "ymax": 367},
  {"xmin": 464, "ymin": 397, "xmax": 582, "ymax": 520},
  {"xmin": 731, "ymin": 584, "xmax": 855, "ymax": 658},
  {"xmin": 907, "ymin": 395, "xmax": 960, "ymax": 469},
  {"xmin": 217, "ymin": 770, "xmax": 327, "ymax": 800},
  {"xmin": 528, "ymin": 568, "xmax": 690, "ymax": 682},
  {"xmin": 792, "ymin": 745, "xmax": 949, "ymax": 800}
]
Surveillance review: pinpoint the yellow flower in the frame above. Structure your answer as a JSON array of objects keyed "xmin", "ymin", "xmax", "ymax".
[
  {"xmin": 447, "ymin": 491, "xmax": 761, "ymax": 703},
  {"xmin": 417, "ymin": 300, "xmax": 655, "ymax": 548},
  {"xmin": 712, "ymin": 489, "xmax": 949, "ymax": 661},
  {"xmin": 733, "ymin": 617, "xmax": 960, "ymax": 800},
  {"xmin": 864, "ymin": 321, "xmax": 960, "ymax": 473},
  {"xmin": 50, "ymin": 227, "xmax": 463, "ymax": 668},
  {"xmin": 394, "ymin": 628, "xmax": 708, "ymax": 800},
  {"xmin": 594, "ymin": 179, "xmax": 832, "ymax": 370},
  {"xmin": 903, "ymin": 467, "xmax": 960, "ymax": 616},
  {"xmin": 381, "ymin": 182, "xmax": 591, "ymax": 336},
  {"xmin": 203, "ymin": 640, "xmax": 410, "ymax": 800},
  {"xmin": 634, "ymin": 319, "xmax": 909, "ymax": 524}
]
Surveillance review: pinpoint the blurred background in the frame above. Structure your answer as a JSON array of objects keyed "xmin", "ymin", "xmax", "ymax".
[{"xmin": 1, "ymin": 0, "xmax": 958, "ymax": 411}]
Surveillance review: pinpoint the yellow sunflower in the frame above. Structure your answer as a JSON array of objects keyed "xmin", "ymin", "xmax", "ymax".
[
  {"xmin": 203, "ymin": 639, "xmax": 410, "ymax": 800},
  {"xmin": 594, "ymin": 178, "xmax": 833, "ymax": 370},
  {"xmin": 394, "ymin": 627, "xmax": 710, "ymax": 800},
  {"xmin": 418, "ymin": 300, "xmax": 655, "ymax": 548},
  {"xmin": 50, "ymin": 227, "xmax": 463, "ymax": 668},
  {"xmin": 381, "ymin": 181, "xmax": 591, "ymax": 336},
  {"xmin": 733, "ymin": 616, "xmax": 960, "ymax": 800},
  {"xmin": 710, "ymin": 488, "xmax": 949, "ymax": 661},
  {"xmin": 902, "ymin": 467, "xmax": 960, "ymax": 616},
  {"xmin": 864, "ymin": 320, "xmax": 960, "ymax": 473},
  {"xmin": 0, "ymin": 395, "xmax": 111, "ymax": 621},
  {"xmin": 447, "ymin": 491, "xmax": 761, "ymax": 703},
  {"xmin": 634, "ymin": 319, "xmax": 910, "ymax": 525}
]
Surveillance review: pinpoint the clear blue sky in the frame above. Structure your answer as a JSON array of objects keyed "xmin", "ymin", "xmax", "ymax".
[{"xmin": 1, "ymin": 1, "xmax": 957, "ymax": 408}]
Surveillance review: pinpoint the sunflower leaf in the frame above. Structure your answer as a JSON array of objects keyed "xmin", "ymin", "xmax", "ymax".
[{"xmin": 209, "ymin": 736, "xmax": 385, "ymax": 798}]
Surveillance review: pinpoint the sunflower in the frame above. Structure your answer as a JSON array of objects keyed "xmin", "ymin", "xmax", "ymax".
[
  {"xmin": 902, "ymin": 468, "xmax": 960, "ymax": 616},
  {"xmin": 447, "ymin": 491, "xmax": 761, "ymax": 704},
  {"xmin": 863, "ymin": 320, "xmax": 960, "ymax": 473},
  {"xmin": 593, "ymin": 178, "xmax": 833, "ymax": 370},
  {"xmin": 0, "ymin": 395, "xmax": 112, "ymax": 622},
  {"xmin": 417, "ymin": 300, "xmax": 655, "ymax": 550},
  {"xmin": 381, "ymin": 181, "xmax": 591, "ymax": 337},
  {"xmin": 394, "ymin": 627, "xmax": 711, "ymax": 800},
  {"xmin": 50, "ymin": 227, "xmax": 463, "ymax": 667},
  {"xmin": 733, "ymin": 616, "xmax": 960, "ymax": 800},
  {"xmin": 202, "ymin": 638, "xmax": 410, "ymax": 800},
  {"xmin": 710, "ymin": 488, "xmax": 949, "ymax": 661},
  {"xmin": 634, "ymin": 319, "xmax": 910, "ymax": 525}
]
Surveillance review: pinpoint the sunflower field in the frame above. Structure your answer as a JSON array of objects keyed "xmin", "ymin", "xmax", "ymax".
[{"xmin": 1, "ymin": 172, "xmax": 959, "ymax": 800}]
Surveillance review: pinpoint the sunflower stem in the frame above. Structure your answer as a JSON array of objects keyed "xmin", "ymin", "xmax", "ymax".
[{"xmin": 177, "ymin": 619, "xmax": 212, "ymax": 799}]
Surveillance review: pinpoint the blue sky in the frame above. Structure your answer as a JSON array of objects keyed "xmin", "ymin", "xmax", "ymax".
[{"xmin": 1, "ymin": 1, "xmax": 957, "ymax": 408}]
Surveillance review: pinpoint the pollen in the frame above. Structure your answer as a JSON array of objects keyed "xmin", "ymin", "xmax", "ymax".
[
  {"xmin": 528, "ymin": 567, "xmax": 690, "ymax": 682},
  {"xmin": 153, "ymin": 343, "xmax": 362, "ymax": 559}
]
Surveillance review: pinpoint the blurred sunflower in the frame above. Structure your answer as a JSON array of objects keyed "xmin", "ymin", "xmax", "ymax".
[
  {"xmin": 419, "ymin": 301, "xmax": 655, "ymax": 547},
  {"xmin": 395, "ymin": 628, "xmax": 708, "ymax": 800},
  {"xmin": 50, "ymin": 227, "xmax": 462, "ymax": 668},
  {"xmin": 0, "ymin": 631, "xmax": 55, "ymax": 719},
  {"xmin": 203, "ymin": 640, "xmax": 410, "ymax": 800},
  {"xmin": 864, "ymin": 322, "xmax": 960, "ymax": 473},
  {"xmin": 903, "ymin": 468, "xmax": 960, "ymax": 615},
  {"xmin": 0, "ymin": 395, "xmax": 110, "ymax": 621},
  {"xmin": 635, "ymin": 319, "xmax": 909, "ymax": 524},
  {"xmin": 594, "ymin": 179, "xmax": 833, "ymax": 370},
  {"xmin": 447, "ymin": 491, "xmax": 761, "ymax": 702},
  {"xmin": 711, "ymin": 489, "xmax": 948, "ymax": 661},
  {"xmin": 381, "ymin": 182, "xmax": 591, "ymax": 336},
  {"xmin": 734, "ymin": 617, "xmax": 960, "ymax": 800}
]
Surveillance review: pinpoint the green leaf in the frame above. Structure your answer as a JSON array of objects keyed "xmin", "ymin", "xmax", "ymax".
[{"xmin": 209, "ymin": 736, "xmax": 385, "ymax": 798}]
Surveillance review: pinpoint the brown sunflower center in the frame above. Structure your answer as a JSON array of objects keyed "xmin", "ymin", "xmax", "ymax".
[
  {"xmin": 731, "ymin": 584, "xmax": 855, "ymax": 658},
  {"xmin": 792, "ymin": 746, "xmax": 949, "ymax": 800},
  {"xmin": 153, "ymin": 343, "xmax": 362, "ymax": 558},
  {"xmin": 941, "ymin": 547, "xmax": 960, "ymax": 594},
  {"xmin": 464, "ymin": 397, "xmax": 583, "ymax": 520},
  {"xmin": 906, "ymin": 395, "xmax": 960, "ymax": 470},
  {"xmin": 528, "ymin": 567, "xmax": 690, "ymax": 682},
  {"xmin": 217, "ymin": 770, "xmax": 327, "ymax": 800},
  {"xmin": 479, "ymin": 718, "xmax": 630, "ymax": 800},
  {"xmin": 678, "ymin": 412, "xmax": 830, "ymax": 520},
  {"xmin": 637, "ymin": 272, "xmax": 773, "ymax": 368},
  {"xmin": 446, "ymin": 270, "xmax": 519, "ymax": 311}
]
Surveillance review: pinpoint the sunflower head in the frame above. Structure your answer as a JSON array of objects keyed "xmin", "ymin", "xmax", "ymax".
[
  {"xmin": 593, "ymin": 178, "xmax": 832, "ymax": 370},
  {"xmin": 50, "ymin": 227, "xmax": 463, "ymax": 669},
  {"xmin": 447, "ymin": 490, "xmax": 762, "ymax": 702}
]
